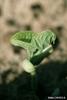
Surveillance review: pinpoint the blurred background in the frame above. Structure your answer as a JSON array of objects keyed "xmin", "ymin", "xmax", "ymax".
[{"xmin": 0, "ymin": 0, "xmax": 67, "ymax": 100}]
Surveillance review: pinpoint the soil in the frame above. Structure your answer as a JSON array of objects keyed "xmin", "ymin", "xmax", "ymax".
[{"xmin": 0, "ymin": 0, "xmax": 67, "ymax": 99}]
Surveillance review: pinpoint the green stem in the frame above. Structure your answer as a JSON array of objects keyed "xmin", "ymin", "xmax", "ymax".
[{"xmin": 21, "ymin": 59, "xmax": 37, "ymax": 91}]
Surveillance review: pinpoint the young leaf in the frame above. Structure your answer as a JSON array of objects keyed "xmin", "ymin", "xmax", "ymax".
[
  {"xmin": 10, "ymin": 31, "xmax": 35, "ymax": 59},
  {"xmin": 10, "ymin": 30, "xmax": 56, "ymax": 63}
]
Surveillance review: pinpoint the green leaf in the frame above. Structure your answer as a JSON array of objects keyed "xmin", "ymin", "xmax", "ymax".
[
  {"xmin": 10, "ymin": 31, "xmax": 36, "ymax": 59},
  {"xmin": 10, "ymin": 30, "xmax": 56, "ymax": 64},
  {"xmin": 11, "ymin": 31, "xmax": 33, "ymax": 43}
]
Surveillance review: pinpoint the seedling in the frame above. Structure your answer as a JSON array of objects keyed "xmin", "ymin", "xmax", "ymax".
[
  {"xmin": 10, "ymin": 30, "xmax": 56, "ymax": 75},
  {"xmin": 10, "ymin": 30, "xmax": 56, "ymax": 93}
]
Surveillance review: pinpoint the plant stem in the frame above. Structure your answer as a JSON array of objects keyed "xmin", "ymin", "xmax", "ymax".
[
  {"xmin": 21, "ymin": 59, "xmax": 37, "ymax": 91},
  {"xmin": 22, "ymin": 59, "xmax": 36, "ymax": 76}
]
